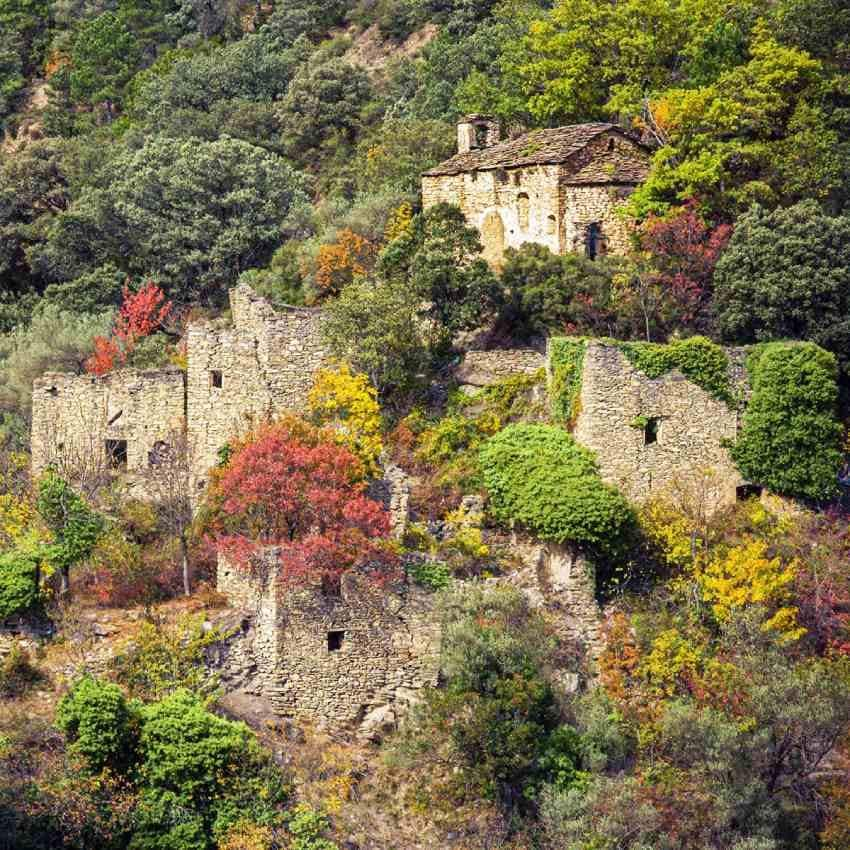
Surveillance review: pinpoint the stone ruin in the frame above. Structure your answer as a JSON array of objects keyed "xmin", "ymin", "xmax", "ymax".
[{"xmin": 30, "ymin": 282, "xmax": 761, "ymax": 728}]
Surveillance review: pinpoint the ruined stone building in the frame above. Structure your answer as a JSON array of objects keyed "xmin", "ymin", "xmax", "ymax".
[
  {"xmin": 31, "ymin": 283, "xmax": 326, "ymax": 496},
  {"xmin": 421, "ymin": 117, "xmax": 651, "ymax": 268},
  {"xmin": 214, "ymin": 549, "xmax": 441, "ymax": 733}
]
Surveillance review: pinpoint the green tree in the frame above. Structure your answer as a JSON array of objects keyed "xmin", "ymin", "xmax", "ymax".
[
  {"xmin": 321, "ymin": 278, "xmax": 430, "ymax": 400},
  {"xmin": 714, "ymin": 201, "xmax": 850, "ymax": 373},
  {"xmin": 379, "ymin": 202, "xmax": 501, "ymax": 339},
  {"xmin": 36, "ymin": 471, "xmax": 103, "ymax": 595},
  {"xmin": 732, "ymin": 342, "xmax": 843, "ymax": 502},
  {"xmin": 0, "ymin": 0, "xmax": 51, "ymax": 122},
  {"xmin": 55, "ymin": 675, "xmax": 140, "ymax": 774},
  {"xmin": 70, "ymin": 12, "xmax": 142, "ymax": 119},
  {"xmin": 35, "ymin": 136, "xmax": 308, "ymax": 305}
]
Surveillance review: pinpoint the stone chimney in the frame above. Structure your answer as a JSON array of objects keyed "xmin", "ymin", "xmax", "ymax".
[{"xmin": 457, "ymin": 115, "xmax": 500, "ymax": 154}]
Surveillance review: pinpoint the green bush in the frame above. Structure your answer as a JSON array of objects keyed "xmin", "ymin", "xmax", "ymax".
[
  {"xmin": 732, "ymin": 342, "xmax": 843, "ymax": 501},
  {"xmin": 479, "ymin": 424, "xmax": 634, "ymax": 554},
  {"xmin": 56, "ymin": 675, "xmax": 140, "ymax": 774},
  {"xmin": 408, "ymin": 559, "xmax": 452, "ymax": 591},
  {"xmin": 549, "ymin": 337, "xmax": 586, "ymax": 424},
  {"xmin": 0, "ymin": 548, "xmax": 41, "ymax": 619}
]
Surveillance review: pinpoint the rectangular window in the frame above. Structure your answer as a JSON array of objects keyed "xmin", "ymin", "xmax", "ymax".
[
  {"xmin": 644, "ymin": 417, "xmax": 660, "ymax": 445},
  {"xmin": 327, "ymin": 630, "xmax": 344, "ymax": 652},
  {"xmin": 210, "ymin": 370, "xmax": 223, "ymax": 389},
  {"xmin": 105, "ymin": 439, "xmax": 128, "ymax": 469}
]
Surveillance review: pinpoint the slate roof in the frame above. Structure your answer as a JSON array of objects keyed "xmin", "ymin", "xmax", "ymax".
[{"xmin": 422, "ymin": 123, "xmax": 650, "ymax": 183}]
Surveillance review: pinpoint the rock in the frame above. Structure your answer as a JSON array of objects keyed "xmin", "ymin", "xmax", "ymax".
[
  {"xmin": 91, "ymin": 622, "xmax": 111, "ymax": 637},
  {"xmin": 358, "ymin": 704, "xmax": 397, "ymax": 742}
]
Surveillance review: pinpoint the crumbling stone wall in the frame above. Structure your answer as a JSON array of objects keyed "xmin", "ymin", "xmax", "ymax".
[
  {"xmin": 31, "ymin": 367, "xmax": 186, "ymax": 489},
  {"xmin": 455, "ymin": 349, "xmax": 546, "ymax": 389},
  {"xmin": 186, "ymin": 283, "xmax": 326, "ymax": 494},
  {"xmin": 214, "ymin": 550, "xmax": 441, "ymax": 729},
  {"xmin": 574, "ymin": 342, "xmax": 744, "ymax": 510}
]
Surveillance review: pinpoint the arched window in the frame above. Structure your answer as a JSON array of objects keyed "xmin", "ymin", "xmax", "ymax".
[
  {"xmin": 517, "ymin": 193, "xmax": 530, "ymax": 230},
  {"xmin": 546, "ymin": 214, "xmax": 556, "ymax": 235},
  {"xmin": 585, "ymin": 222, "xmax": 605, "ymax": 260}
]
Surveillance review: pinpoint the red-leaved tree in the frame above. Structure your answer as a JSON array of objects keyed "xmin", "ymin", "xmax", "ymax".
[
  {"xmin": 637, "ymin": 200, "xmax": 732, "ymax": 332},
  {"xmin": 207, "ymin": 418, "xmax": 397, "ymax": 588},
  {"xmin": 86, "ymin": 282, "xmax": 173, "ymax": 375}
]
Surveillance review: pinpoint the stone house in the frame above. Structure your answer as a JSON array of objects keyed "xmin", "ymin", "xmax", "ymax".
[
  {"xmin": 214, "ymin": 549, "xmax": 441, "ymax": 733},
  {"xmin": 421, "ymin": 116, "xmax": 651, "ymax": 268}
]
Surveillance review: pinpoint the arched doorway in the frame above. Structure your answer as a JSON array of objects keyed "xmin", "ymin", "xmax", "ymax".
[{"xmin": 481, "ymin": 211, "xmax": 506, "ymax": 270}]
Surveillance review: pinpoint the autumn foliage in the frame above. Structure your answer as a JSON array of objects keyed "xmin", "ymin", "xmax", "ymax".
[
  {"xmin": 85, "ymin": 282, "xmax": 173, "ymax": 375},
  {"xmin": 207, "ymin": 417, "xmax": 396, "ymax": 587},
  {"xmin": 314, "ymin": 229, "xmax": 378, "ymax": 297}
]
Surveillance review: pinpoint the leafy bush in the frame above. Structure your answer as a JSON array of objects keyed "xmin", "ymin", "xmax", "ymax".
[
  {"xmin": 548, "ymin": 337, "xmax": 586, "ymax": 424},
  {"xmin": 479, "ymin": 424, "xmax": 634, "ymax": 555},
  {"xmin": 732, "ymin": 342, "xmax": 843, "ymax": 501},
  {"xmin": 0, "ymin": 548, "xmax": 41, "ymax": 619},
  {"xmin": 56, "ymin": 675, "xmax": 140, "ymax": 774}
]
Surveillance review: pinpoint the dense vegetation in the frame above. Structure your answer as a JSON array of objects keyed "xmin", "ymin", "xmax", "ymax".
[{"xmin": 0, "ymin": 0, "xmax": 849, "ymax": 848}]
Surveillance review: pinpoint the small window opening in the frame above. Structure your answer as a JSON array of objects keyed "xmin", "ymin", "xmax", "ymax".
[
  {"xmin": 47, "ymin": 386, "xmax": 58, "ymax": 397},
  {"xmin": 517, "ymin": 192, "xmax": 530, "ymax": 230},
  {"xmin": 210, "ymin": 370, "xmax": 223, "ymax": 388},
  {"xmin": 607, "ymin": 137, "xmax": 615, "ymax": 151},
  {"xmin": 474, "ymin": 123, "xmax": 489, "ymax": 148},
  {"xmin": 107, "ymin": 409, "xmax": 123, "ymax": 426},
  {"xmin": 644, "ymin": 417, "xmax": 660, "ymax": 445},
  {"xmin": 327, "ymin": 630, "xmax": 344, "ymax": 652},
  {"xmin": 512, "ymin": 172, "xmax": 521, "ymax": 186},
  {"xmin": 585, "ymin": 222, "xmax": 605, "ymax": 260},
  {"xmin": 495, "ymin": 168, "xmax": 508, "ymax": 184},
  {"xmin": 106, "ymin": 439, "xmax": 128, "ymax": 469},
  {"xmin": 736, "ymin": 484, "xmax": 763, "ymax": 501},
  {"xmin": 546, "ymin": 214, "xmax": 556, "ymax": 235}
]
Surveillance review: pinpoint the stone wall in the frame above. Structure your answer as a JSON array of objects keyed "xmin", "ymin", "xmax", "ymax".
[
  {"xmin": 455, "ymin": 349, "xmax": 546, "ymax": 389},
  {"xmin": 573, "ymin": 342, "xmax": 744, "ymax": 510},
  {"xmin": 31, "ymin": 367, "xmax": 186, "ymax": 490},
  {"xmin": 214, "ymin": 550, "xmax": 441, "ymax": 730},
  {"xmin": 186, "ymin": 283, "xmax": 326, "ymax": 494}
]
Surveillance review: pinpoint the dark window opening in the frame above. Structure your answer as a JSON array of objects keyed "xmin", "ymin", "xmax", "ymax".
[
  {"xmin": 607, "ymin": 137, "xmax": 615, "ymax": 151},
  {"xmin": 495, "ymin": 168, "xmax": 508, "ymax": 183},
  {"xmin": 585, "ymin": 222, "xmax": 605, "ymax": 260},
  {"xmin": 148, "ymin": 440, "xmax": 171, "ymax": 466},
  {"xmin": 736, "ymin": 484, "xmax": 763, "ymax": 501},
  {"xmin": 107, "ymin": 409, "xmax": 123, "ymax": 426},
  {"xmin": 106, "ymin": 439, "xmax": 128, "ymax": 469},
  {"xmin": 474, "ymin": 123, "xmax": 489, "ymax": 148},
  {"xmin": 47, "ymin": 386, "xmax": 58, "ymax": 397},
  {"xmin": 210, "ymin": 370, "xmax": 223, "ymax": 388},
  {"xmin": 644, "ymin": 417, "xmax": 660, "ymax": 445},
  {"xmin": 327, "ymin": 630, "xmax": 344, "ymax": 652},
  {"xmin": 512, "ymin": 172, "xmax": 521, "ymax": 186}
]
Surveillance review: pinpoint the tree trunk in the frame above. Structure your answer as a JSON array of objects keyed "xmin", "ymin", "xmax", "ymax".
[{"xmin": 180, "ymin": 533, "xmax": 191, "ymax": 597}]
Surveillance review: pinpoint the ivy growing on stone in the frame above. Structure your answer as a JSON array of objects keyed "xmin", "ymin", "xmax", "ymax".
[
  {"xmin": 615, "ymin": 336, "xmax": 734, "ymax": 406},
  {"xmin": 732, "ymin": 342, "xmax": 843, "ymax": 502},
  {"xmin": 548, "ymin": 338, "xmax": 587, "ymax": 425}
]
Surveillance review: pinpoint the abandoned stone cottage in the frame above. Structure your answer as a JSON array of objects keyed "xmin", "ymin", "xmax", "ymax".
[{"xmin": 421, "ymin": 117, "xmax": 651, "ymax": 268}]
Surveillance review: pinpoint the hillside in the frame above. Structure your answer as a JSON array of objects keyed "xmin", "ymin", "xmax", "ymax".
[{"xmin": 1, "ymin": 1, "xmax": 850, "ymax": 849}]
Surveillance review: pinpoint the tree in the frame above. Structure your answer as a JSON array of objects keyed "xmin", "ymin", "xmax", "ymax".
[
  {"xmin": 35, "ymin": 136, "xmax": 309, "ymax": 305},
  {"xmin": 55, "ymin": 675, "xmax": 140, "ymax": 774},
  {"xmin": 70, "ymin": 12, "xmax": 141, "ymax": 119},
  {"xmin": 714, "ymin": 201, "xmax": 850, "ymax": 373},
  {"xmin": 378, "ymin": 202, "xmax": 501, "ymax": 339},
  {"xmin": 314, "ymin": 229, "xmax": 378, "ymax": 298},
  {"xmin": 480, "ymin": 424, "xmax": 635, "ymax": 557},
  {"xmin": 207, "ymin": 418, "xmax": 396, "ymax": 588},
  {"xmin": 731, "ymin": 342, "xmax": 843, "ymax": 502},
  {"xmin": 321, "ymin": 278, "xmax": 430, "ymax": 400},
  {"xmin": 36, "ymin": 470, "xmax": 103, "ymax": 595}
]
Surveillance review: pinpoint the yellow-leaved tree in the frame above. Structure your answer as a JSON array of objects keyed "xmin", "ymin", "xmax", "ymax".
[
  {"xmin": 308, "ymin": 362, "xmax": 383, "ymax": 477},
  {"xmin": 698, "ymin": 539, "xmax": 805, "ymax": 642}
]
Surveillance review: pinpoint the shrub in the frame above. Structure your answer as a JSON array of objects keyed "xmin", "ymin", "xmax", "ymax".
[
  {"xmin": 479, "ymin": 424, "xmax": 634, "ymax": 555},
  {"xmin": 548, "ymin": 337, "xmax": 586, "ymax": 424},
  {"xmin": 0, "ymin": 548, "xmax": 41, "ymax": 619},
  {"xmin": 732, "ymin": 342, "xmax": 843, "ymax": 501},
  {"xmin": 55, "ymin": 675, "xmax": 140, "ymax": 774}
]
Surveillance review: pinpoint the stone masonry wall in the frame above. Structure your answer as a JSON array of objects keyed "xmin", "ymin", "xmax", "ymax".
[
  {"xmin": 561, "ymin": 184, "xmax": 634, "ymax": 256},
  {"xmin": 573, "ymin": 342, "xmax": 744, "ymax": 510},
  {"xmin": 455, "ymin": 349, "xmax": 546, "ymax": 389},
  {"xmin": 31, "ymin": 367, "xmax": 186, "ymax": 488},
  {"xmin": 215, "ymin": 550, "xmax": 441, "ymax": 729},
  {"xmin": 186, "ymin": 284, "xmax": 326, "ymax": 494}
]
